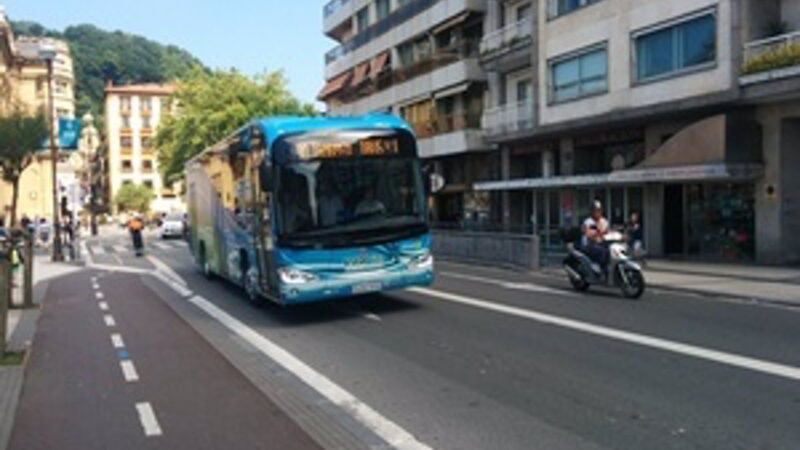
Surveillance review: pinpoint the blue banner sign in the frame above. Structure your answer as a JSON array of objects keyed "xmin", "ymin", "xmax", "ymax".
[{"xmin": 41, "ymin": 118, "xmax": 82, "ymax": 150}]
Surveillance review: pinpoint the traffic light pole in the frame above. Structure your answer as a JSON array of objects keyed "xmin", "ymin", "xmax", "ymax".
[{"xmin": 47, "ymin": 58, "xmax": 64, "ymax": 262}]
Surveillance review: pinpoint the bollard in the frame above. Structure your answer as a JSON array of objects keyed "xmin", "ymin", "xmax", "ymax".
[
  {"xmin": 0, "ymin": 247, "xmax": 9, "ymax": 356},
  {"xmin": 24, "ymin": 232, "xmax": 33, "ymax": 308}
]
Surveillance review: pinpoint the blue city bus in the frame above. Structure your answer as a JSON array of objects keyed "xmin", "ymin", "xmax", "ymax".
[{"xmin": 186, "ymin": 115, "xmax": 435, "ymax": 305}]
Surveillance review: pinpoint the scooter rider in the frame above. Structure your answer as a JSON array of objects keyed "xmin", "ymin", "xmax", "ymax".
[{"xmin": 581, "ymin": 200, "xmax": 610, "ymax": 274}]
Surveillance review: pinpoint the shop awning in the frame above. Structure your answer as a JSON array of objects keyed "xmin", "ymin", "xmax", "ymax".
[
  {"xmin": 475, "ymin": 113, "xmax": 764, "ymax": 192},
  {"xmin": 370, "ymin": 51, "xmax": 390, "ymax": 79},
  {"xmin": 317, "ymin": 70, "xmax": 352, "ymax": 100},
  {"xmin": 434, "ymin": 82, "xmax": 471, "ymax": 99},
  {"xmin": 351, "ymin": 62, "xmax": 370, "ymax": 87},
  {"xmin": 433, "ymin": 11, "xmax": 470, "ymax": 35}
]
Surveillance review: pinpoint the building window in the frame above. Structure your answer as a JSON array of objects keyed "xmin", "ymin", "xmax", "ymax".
[
  {"xmin": 376, "ymin": 0, "xmax": 390, "ymax": 21},
  {"xmin": 142, "ymin": 116, "xmax": 152, "ymax": 129},
  {"xmin": 141, "ymin": 136, "xmax": 153, "ymax": 149},
  {"xmin": 121, "ymin": 115, "xmax": 131, "ymax": 129},
  {"xmin": 120, "ymin": 136, "xmax": 132, "ymax": 149},
  {"xmin": 634, "ymin": 12, "xmax": 716, "ymax": 82},
  {"xmin": 551, "ymin": 0, "xmax": 601, "ymax": 18},
  {"xmin": 122, "ymin": 180, "xmax": 133, "ymax": 186},
  {"xmin": 121, "ymin": 160, "xmax": 133, "ymax": 172},
  {"xmin": 140, "ymin": 96, "xmax": 151, "ymax": 113},
  {"xmin": 142, "ymin": 160, "xmax": 154, "ymax": 172},
  {"xmin": 550, "ymin": 45, "xmax": 607, "ymax": 102},
  {"xmin": 120, "ymin": 96, "xmax": 131, "ymax": 112},
  {"xmin": 143, "ymin": 180, "xmax": 154, "ymax": 191},
  {"xmin": 356, "ymin": 6, "xmax": 370, "ymax": 33}
]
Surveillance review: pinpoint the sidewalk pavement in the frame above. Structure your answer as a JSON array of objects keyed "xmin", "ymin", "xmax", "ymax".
[
  {"xmin": 642, "ymin": 260, "xmax": 800, "ymax": 307},
  {"xmin": 1, "ymin": 255, "xmax": 80, "ymax": 450}
]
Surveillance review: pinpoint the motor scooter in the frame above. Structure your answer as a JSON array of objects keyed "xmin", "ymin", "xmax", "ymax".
[{"xmin": 563, "ymin": 229, "xmax": 645, "ymax": 299}]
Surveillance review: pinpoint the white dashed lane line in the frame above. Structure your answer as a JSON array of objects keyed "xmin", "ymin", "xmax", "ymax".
[
  {"xmin": 111, "ymin": 333, "xmax": 125, "ymax": 349},
  {"xmin": 135, "ymin": 402, "xmax": 163, "ymax": 437},
  {"xmin": 120, "ymin": 360, "xmax": 139, "ymax": 382},
  {"xmin": 95, "ymin": 291, "xmax": 105, "ymax": 299},
  {"xmin": 98, "ymin": 302, "xmax": 109, "ymax": 311},
  {"xmin": 103, "ymin": 315, "xmax": 116, "ymax": 327}
]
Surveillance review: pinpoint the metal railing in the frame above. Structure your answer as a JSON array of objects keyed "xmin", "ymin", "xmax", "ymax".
[
  {"xmin": 324, "ymin": 0, "xmax": 350, "ymax": 18},
  {"xmin": 482, "ymin": 100, "xmax": 535, "ymax": 137},
  {"xmin": 744, "ymin": 30, "xmax": 800, "ymax": 62},
  {"xmin": 393, "ymin": 40, "xmax": 480, "ymax": 82},
  {"xmin": 479, "ymin": 17, "xmax": 534, "ymax": 57}
]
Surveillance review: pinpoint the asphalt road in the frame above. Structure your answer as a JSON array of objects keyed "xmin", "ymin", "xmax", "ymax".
[{"xmin": 17, "ymin": 229, "xmax": 800, "ymax": 450}]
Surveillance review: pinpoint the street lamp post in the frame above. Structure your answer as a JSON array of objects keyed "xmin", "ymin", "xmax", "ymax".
[{"xmin": 40, "ymin": 43, "xmax": 63, "ymax": 262}]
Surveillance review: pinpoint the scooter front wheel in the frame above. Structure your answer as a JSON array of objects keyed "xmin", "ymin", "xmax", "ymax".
[{"xmin": 618, "ymin": 267, "xmax": 645, "ymax": 299}]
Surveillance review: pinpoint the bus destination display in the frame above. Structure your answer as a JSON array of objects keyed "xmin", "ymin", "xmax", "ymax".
[{"xmin": 294, "ymin": 137, "xmax": 401, "ymax": 160}]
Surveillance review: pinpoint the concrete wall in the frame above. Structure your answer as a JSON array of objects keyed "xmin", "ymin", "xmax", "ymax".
[
  {"xmin": 779, "ymin": 117, "xmax": 800, "ymax": 263},
  {"xmin": 432, "ymin": 229, "xmax": 541, "ymax": 269},
  {"xmin": 783, "ymin": 0, "xmax": 800, "ymax": 30},
  {"xmin": 537, "ymin": 0, "xmax": 735, "ymax": 126}
]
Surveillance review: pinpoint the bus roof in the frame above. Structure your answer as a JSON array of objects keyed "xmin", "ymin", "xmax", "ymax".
[
  {"xmin": 255, "ymin": 114, "xmax": 412, "ymax": 145},
  {"xmin": 187, "ymin": 115, "xmax": 412, "ymax": 167}
]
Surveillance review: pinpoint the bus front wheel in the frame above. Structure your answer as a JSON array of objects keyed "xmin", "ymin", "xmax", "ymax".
[{"xmin": 199, "ymin": 243, "xmax": 212, "ymax": 279}]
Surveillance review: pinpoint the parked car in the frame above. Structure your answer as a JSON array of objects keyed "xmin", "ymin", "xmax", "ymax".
[{"xmin": 158, "ymin": 213, "xmax": 185, "ymax": 239}]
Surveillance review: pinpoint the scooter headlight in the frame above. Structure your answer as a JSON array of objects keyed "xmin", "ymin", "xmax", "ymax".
[{"xmin": 277, "ymin": 267, "xmax": 317, "ymax": 285}]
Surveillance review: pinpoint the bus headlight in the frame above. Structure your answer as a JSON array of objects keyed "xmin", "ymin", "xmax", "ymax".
[
  {"xmin": 409, "ymin": 252, "xmax": 433, "ymax": 269},
  {"xmin": 278, "ymin": 267, "xmax": 317, "ymax": 285}
]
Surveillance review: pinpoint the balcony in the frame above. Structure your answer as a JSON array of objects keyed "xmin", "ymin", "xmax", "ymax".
[
  {"xmin": 414, "ymin": 111, "xmax": 487, "ymax": 158},
  {"xmin": 482, "ymin": 100, "xmax": 535, "ymax": 139},
  {"xmin": 323, "ymin": 0, "xmax": 353, "ymax": 36},
  {"xmin": 741, "ymin": 30, "xmax": 800, "ymax": 85},
  {"xmin": 324, "ymin": 0, "xmax": 485, "ymax": 78},
  {"xmin": 479, "ymin": 17, "xmax": 534, "ymax": 71}
]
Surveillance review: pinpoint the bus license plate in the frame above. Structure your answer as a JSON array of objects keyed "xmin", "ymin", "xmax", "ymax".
[{"xmin": 352, "ymin": 281, "xmax": 382, "ymax": 295}]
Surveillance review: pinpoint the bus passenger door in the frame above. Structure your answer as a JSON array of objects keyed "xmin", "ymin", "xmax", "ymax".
[{"xmin": 251, "ymin": 137, "xmax": 277, "ymax": 298}]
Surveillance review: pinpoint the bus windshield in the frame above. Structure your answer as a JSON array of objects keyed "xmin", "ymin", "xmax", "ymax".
[{"xmin": 274, "ymin": 129, "xmax": 427, "ymax": 248}]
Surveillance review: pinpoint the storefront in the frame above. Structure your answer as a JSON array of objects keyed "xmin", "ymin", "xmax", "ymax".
[{"xmin": 475, "ymin": 113, "xmax": 764, "ymax": 262}]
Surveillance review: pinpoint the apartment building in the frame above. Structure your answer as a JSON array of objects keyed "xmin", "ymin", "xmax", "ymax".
[
  {"xmin": 319, "ymin": 0, "xmax": 493, "ymax": 222},
  {"xmin": 0, "ymin": 8, "xmax": 77, "ymax": 222},
  {"xmin": 474, "ymin": 0, "xmax": 800, "ymax": 264},
  {"xmin": 104, "ymin": 83, "xmax": 183, "ymax": 215}
]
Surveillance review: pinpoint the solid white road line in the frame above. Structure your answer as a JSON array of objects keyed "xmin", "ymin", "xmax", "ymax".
[
  {"xmin": 151, "ymin": 271, "xmax": 193, "ymax": 297},
  {"xmin": 86, "ymin": 263, "xmax": 149, "ymax": 275},
  {"xmin": 95, "ymin": 291, "xmax": 105, "ymax": 299},
  {"xmin": 92, "ymin": 245, "xmax": 106, "ymax": 255},
  {"xmin": 98, "ymin": 301, "xmax": 109, "ymax": 311},
  {"xmin": 121, "ymin": 361, "xmax": 139, "ymax": 382},
  {"xmin": 147, "ymin": 255, "xmax": 188, "ymax": 286},
  {"xmin": 410, "ymin": 287, "xmax": 800, "ymax": 382},
  {"xmin": 82, "ymin": 241, "xmax": 93, "ymax": 265},
  {"xmin": 112, "ymin": 255, "xmax": 123, "ymax": 265},
  {"xmin": 440, "ymin": 271, "xmax": 569, "ymax": 295},
  {"xmin": 111, "ymin": 333, "xmax": 125, "ymax": 349},
  {"xmin": 103, "ymin": 314, "xmax": 116, "ymax": 327},
  {"xmin": 187, "ymin": 295, "xmax": 431, "ymax": 450},
  {"xmin": 135, "ymin": 402, "xmax": 163, "ymax": 437}
]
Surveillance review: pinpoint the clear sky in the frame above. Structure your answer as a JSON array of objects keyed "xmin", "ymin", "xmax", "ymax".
[{"xmin": 3, "ymin": 0, "xmax": 333, "ymax": 107}]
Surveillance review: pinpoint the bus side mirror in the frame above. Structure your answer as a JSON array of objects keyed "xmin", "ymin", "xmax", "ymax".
[{"xmin": 259, "ymin": 162, "xmax": 273, "ymax": 192}]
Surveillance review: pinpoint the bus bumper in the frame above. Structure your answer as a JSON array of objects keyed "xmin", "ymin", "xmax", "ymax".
[{"xmin": 278, "ymin": 268, "xmax": 434, "ymax": 305}]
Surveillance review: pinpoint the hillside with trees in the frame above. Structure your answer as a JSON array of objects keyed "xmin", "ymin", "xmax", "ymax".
[{"xmin": 11, "ymin": 20, "xmax": 204, "ymax": 120}]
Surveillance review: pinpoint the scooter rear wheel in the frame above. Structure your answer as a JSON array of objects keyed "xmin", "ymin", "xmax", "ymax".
[{"xmin": 569, "ymin": 276, "xmax": 590, "ymax": 292}]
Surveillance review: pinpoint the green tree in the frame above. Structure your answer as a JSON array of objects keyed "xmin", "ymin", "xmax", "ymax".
[
  {"xmin": 114, "ymin": 184, "xmax": 154, "ymax": 214},
  {"xmin": 0, "ymin": 111, "xmax": 48, "ymax": 227},
  {"xmin": 156, "ymin": 68, "xmax": 316, "ymax": 183},
  {"xmin": 11, "ymin": 21, "xmax": 204, "ymax": 125}
]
